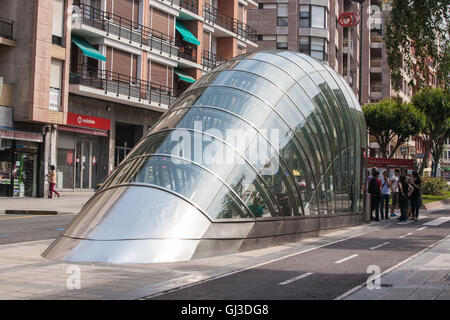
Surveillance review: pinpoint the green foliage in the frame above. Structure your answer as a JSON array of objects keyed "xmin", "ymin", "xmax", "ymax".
[
  {"xmin": 422, "ymin": 176, "xmax": 448, "ymax": 195},
  {"xmin": 362, "ymin": 98, "xmax": 425, "ymax": 157},
  {"xmin": 412, "ymin": 87, "xmax": 450, "ymax": 175},
  {"xmin": 384, "ymin": 0, "xmax": 450, "ymax": 91}
]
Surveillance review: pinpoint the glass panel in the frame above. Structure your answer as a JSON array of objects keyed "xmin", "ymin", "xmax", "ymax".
[
  {"xmin": 311, "ymin": 6, "xmax": 325, "ymax": 29},
  {"xmin": 121, "ymin": 130, "xmax": 281, "ymax": 218},
  {"xmin": 102, "ymin": 155, "xmax": 252, "ymax": 220},
  {"xmin": 75, "ymin": 140, "xmax": 81, "ymax": 189}
]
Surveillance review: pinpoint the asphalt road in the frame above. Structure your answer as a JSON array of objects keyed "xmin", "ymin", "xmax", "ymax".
[
  {"xmin": 0, "ymin": 214, "xmax": 75, "ymax": 245},
  {"xmin": 149, "ymin": 208, "xmax": 450, "ymax": 300}
]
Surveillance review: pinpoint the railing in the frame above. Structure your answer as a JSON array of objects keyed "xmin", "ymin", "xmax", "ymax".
[
  {"xmin": 0, "ymin": 17, "xmax": 13, "ymax": 40},
  {"xmin": 370, "ymin": 84, "xmax": 382, "ymax": 92},
  {"xmin": 203, "ymin": 3, "xmax": 257, "ymax": 43},
  {"xmin": 371, "ymin": 35, "xmax": 383, "ymax": 43},
  {"xmin": 176, "ymin": 39, "xmax": 197, "ymax": 62},
  {"xmin": 72, "ymin": 2, "xmax": 179, "ymax": 57},
  {"xmin": 371, "ymin": 59, "xmax": 382, "ymax": 67},
  {"xmin": 154, "ymin": 0, "xmax": 199, "ymax": 15},
  {"xmin": 202, "ymin": 50, "xmax": 226, "ymax": 69},
  {"xmin": 70, "ymin": 64, "xmax": 175, "ymax": 107}
]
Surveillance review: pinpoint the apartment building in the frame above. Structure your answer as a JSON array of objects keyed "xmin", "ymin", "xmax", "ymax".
[{"xmin": 0, "ymin": 0, "xmax": 257, "ymax": 197}]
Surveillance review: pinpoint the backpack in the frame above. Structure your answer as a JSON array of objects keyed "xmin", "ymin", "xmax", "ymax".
[{"xmin": 368, "ymin": 178, "xmax": 380, "ymax": 196}]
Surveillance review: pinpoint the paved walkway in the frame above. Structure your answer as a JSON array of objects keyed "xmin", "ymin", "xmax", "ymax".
[
  {"xmin": 0, "ymin": 222, "xmax": 386, "ymax": 300},
  {"xmin": 344, "ymin": 232, "xmax": 450, "ymax": 300},
  {"xmin": 0, "ymin": 191, "xmax": 94, "ymax": 215}
]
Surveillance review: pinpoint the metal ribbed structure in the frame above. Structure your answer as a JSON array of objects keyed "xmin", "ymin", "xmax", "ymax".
[{"xmin": 43, "ymin": 51, "xmax": 367, "ymax": 263}]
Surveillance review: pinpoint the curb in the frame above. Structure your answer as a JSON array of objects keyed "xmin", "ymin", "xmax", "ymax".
[
  {"xmin": 421, "ymin": 198, "xmax": 450, "ymax": 210},
  {"xmin": 3, "ymin": 210, "xmax": 74, "ymax": 215}
]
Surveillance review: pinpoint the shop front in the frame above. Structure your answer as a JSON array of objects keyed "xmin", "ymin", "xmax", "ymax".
[
  {"xmin": 0, "ymin": 128, "xmax": 43, "ymax": 197},
  {"xmin": 56, "ymin": 112, "xmax": 110, "ymax": 191}
]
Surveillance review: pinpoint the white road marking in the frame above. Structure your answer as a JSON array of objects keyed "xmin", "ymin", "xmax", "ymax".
[
  {"xmin": 417, "ymin": 227, "xmax": 427, "ymax": 231},
  {"xmin": 399, "ymin": 232, "xmax": 413, "ymax": 238},
  {"xmin": 423, "ymin": 217, "xmax": 450, "ymax": 226},
  {"xmin": 335, "ymin": 233, "xmax": 450, "ymax": 300},
  {"xmin": 335, "ymin": 254, "xmax": 359, "ymax": 264},
  {"xmin": 279, "ymin": 272, "xmax": 314, "ymax": 285},
  {"xmin": 370, "ymin": 242, "xmax": 390, "ymax": 250}
]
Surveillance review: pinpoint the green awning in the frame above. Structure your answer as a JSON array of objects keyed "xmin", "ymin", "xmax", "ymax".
[
  {"xmin": 175, "ymin": 21, "xmax": 200, "ymax": 46},
  {"xmin": 174, "ymin": 68, "xmax": 196, "ymax": 83},
  {"xmin": 71, "ymin": 35, "xmax": 106, "ymax": 61}
]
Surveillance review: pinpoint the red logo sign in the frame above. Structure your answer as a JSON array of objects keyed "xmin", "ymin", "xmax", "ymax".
[
  {"xmin": 338, "ymin": 12, "xmax": 360, "ymax": 27},
  {"xmin": 367, "ymin": 157, "xmax": 414, "ymax": 167},
  {"xmin": 66, "ymin": 113, "xmax": 111, "ymax": 131}
]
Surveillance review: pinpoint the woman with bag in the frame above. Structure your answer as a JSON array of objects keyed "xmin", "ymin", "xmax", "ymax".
[
  {"xmin": 398, "ymin": 175, "xmax": 413, "ymax": 222},
  {"xmin": 46, "ymin": 165, "xmax": 60, "ymax": 199}
]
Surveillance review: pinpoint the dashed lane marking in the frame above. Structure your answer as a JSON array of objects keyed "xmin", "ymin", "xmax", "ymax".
[
  {"xmin": 335, "ymin": 254, "xmax": 359, "ymax": 264},
  {"xmin": 370, "ymin": 242, "xmax": 390, "ymax": 250},
  {"xmin": 417, "ymin": 227, "xmax": 427, "ymax": 231},
  {"xmin": 399, "ymin": 232, "xmax": 413, "ymax": 238},
  {"xmin": 279, "ymin": 272, "xmax": 314, "ymax": 285},
  {"xmin": 423, "ymin": 217, "xmax": 450, "ymax": 226}
]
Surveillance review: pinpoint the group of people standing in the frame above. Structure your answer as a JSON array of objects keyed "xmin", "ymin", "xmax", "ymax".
[{"xmin": 368, "ymin": 168, "xmax": 422, "ymax": 222}]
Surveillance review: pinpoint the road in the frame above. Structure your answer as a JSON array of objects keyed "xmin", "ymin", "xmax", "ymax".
[
  {"xmin": 0, "ymin": 214, "xmax": 75, "ymax": 245},
  {"xmin": 148, "ymin": 208, "xmax": 450, "ymax": 300}
]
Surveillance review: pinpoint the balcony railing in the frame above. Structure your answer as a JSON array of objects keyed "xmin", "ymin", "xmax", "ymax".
[
  {"xmin": 371, "ymin": 59, "xmax": 382, "ymax": 67},
  {"xmin": 72, "ymin": 2, "xmax": 179, "ymax": 57},
  {"xmin": 70, "ymin": 64, "xmax": 175, "ymax": 107},
  {"xmin": 203, "ymin": 3, "xmax": 257, "ymax": 43},
  {"xmin": 202, "ymin": 50, "xmax": 226, "ymax": 69},
  {"xmin": 176, "ymin": 39, "xmax": 197, "ymax": 63},
  {"xmin": 0, "ymin": 17, "xmax": 13, "ymax": 40},
  {"xmin": 155, "ymin": 0, "xmax": 199, "ymax": 15}
]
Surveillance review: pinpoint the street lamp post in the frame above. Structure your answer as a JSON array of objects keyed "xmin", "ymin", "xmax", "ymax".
[{"xmin": 352, "ymin": 0, "xmax": 365, "ymax": 104}]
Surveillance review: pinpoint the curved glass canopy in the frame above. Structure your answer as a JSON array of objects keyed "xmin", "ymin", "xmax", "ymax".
[{"xmin": 43, "ymin": 51, "xmax": 367, "ymax": 263}]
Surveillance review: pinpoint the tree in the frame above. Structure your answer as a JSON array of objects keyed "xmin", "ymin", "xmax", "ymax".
[
  {"xmin": 363, "ymin": 98, "xmax": 425, "ymax": 158},
  {"xmin": 384, "ymin": 0, "xmax": 450, "ymax": 91},
  {"xmin": 412, "ymin": 87, "xmax": 450, "ymax": 176}
]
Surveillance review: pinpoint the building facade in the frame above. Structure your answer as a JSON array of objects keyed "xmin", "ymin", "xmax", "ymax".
[
  {"xmin": 43, "ymin": 51, "xmax": 368, "ymax": 264},
  {"xmin": 0, "ymin": 0, "xmax": 257, "ymax": 197}
]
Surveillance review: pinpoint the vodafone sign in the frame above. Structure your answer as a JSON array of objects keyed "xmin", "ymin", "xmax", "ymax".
[{"xmin": 67, "ymin": 113, "xmax": 111, "ymax": 131}]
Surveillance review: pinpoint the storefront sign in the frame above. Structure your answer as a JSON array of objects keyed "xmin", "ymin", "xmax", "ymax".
[
  {"xmin": 367, "ymin": 157, "xmax": 414, "ymax": 167},
  {"xmin": 67, "ymin": 113, "xmax": 111, "ymax": 131},
  {"xmin": 0, "ymin": 128, "xmax": 43, "ymax": 143}
]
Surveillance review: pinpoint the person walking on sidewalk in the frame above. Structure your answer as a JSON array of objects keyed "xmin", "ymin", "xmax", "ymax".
[
  {"xmin": 46, "ymin": 165, "xmax": 60, "ymax": 199},
  {"xmin": 369, "ymin": 170, "xmax": 382, "ymax": 221},
  {"xmin": 380, "ymin": 171, "xmax": 392, "ymax": 219},
  {"xmin": 398, "ymin": 175, "xmax": 413, "ymax": 222},
  {"xmin": 390, "ymin": 169, "xmax": 400, "ymax": 217},
  {"xmin": 409, "ymin": 171, "xmax": 422, "ymax": 222}
]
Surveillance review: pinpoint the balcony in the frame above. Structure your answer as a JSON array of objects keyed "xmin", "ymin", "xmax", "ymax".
[
  {"xmin": 72, "ymin": 3, "xmax": 179, "ymax": 57},
  {"xmin": 155, "ymin": 0, "xmax": 199, "ymax": 15},
  {"xmin": 0, "ymin": 17, "xmax": 15, "ymax": 47},
  {"xmin": 176, "ymin": 39, "xmax": 197, "ymax": 63},
  {"xmin": 203, "ymin": 3, "xmax": 257, "ymax": 43},
  {"xmin": 69, "ymin": 64, "xmax": 175, "ymax": 110},
  {"xmin": 202, "ymin": 50, "xmax": 226, "ymax": 70}
]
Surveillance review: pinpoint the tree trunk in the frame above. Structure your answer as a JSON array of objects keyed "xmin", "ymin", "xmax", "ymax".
[{"xmin": 419, "ymin": 142, "xmax": 432, "ymax": 176}]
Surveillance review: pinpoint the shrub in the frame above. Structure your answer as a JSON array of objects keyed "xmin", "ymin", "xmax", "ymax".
[{"xmin": 422, "ymin": 176, "xmax": 448, "ymax": 195}]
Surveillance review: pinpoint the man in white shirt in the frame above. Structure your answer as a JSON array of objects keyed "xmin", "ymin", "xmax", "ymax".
[{"xmin": 390, "ymin": 169, "xmax": 400, "ymax": 217}]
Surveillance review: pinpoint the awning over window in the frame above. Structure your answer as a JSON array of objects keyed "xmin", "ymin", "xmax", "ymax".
[
  {"xmin": 174, "ymin": 68, "xmax": 196, "ymax": 83},
  {"xmin": 71, "ymin": 35, "xmax": 106, "ymax": 62},
  {"xmin": 175, "ymin": 21, "xmax": 200, "ymax": 46}
]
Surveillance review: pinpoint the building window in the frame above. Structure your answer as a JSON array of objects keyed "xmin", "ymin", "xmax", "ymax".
[
  {"xmin": 276, "ymin": 35, "xmax": 288, "ymax": 49},
  {"xmin": 300, "ymin": 5, "xmax": 310, "ymax": 28},
  {"xmin": 300, "ymin": 5, "xmax": 327, "ymax": 29},
  {"xmin": 299, "ymin": 36, "xmax": 328, "ymax": 61},
  {"xmin": 50, "ymin": 59, "xmax": 63, "ymax": 111},
  {"xmin": 52, "ymin": 0, "xmax": 65, "ymax": 46},
  {"xmin": 277, "ymin": 3, "xmax": 288, "ymax": 26}
]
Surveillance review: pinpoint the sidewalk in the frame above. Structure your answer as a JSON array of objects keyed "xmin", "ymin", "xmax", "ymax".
[
  {"xmin": 0, "ymin": 191, "xmax": 94, "ymax": 215},
  {"xmin": 344, "ymin": 233, "xmax": 450, "ymax": 300},
  {"xmin": 0, "ymin": 221, "xmax": 385, "ymax": 300}
]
